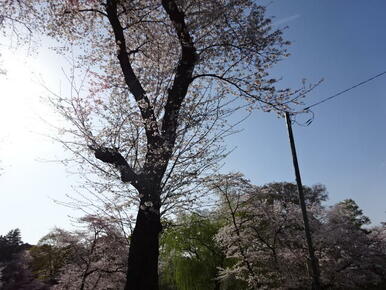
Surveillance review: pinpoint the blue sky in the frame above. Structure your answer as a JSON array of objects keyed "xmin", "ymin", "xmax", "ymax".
[
  {"xmin": 0, "ymin": 0, "xmax": 385, "ymax": 243},
  {"xmin": 225, "ymin": 0, "xmax": 386, "ymax": 224}
]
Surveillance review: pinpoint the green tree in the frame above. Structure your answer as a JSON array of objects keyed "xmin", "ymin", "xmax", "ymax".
[
  {"xmin": 29, "ymin": 243, "xmax": 70, "ymax": 285},
  {"xmin": 160, "ymin": 213, "xmax": 244, "ymax": 290},
  {"xmin": 0, "ymin": 229, "xmax": 23, "ymax": 263},
  {"xmin": 331, "ymin": 199, "xmax": 370, "ymax": 229},
  {"xmin": 160, "ymin": 213, "xmax": 223, "ymax": 290},
  {"xmin": 0, "ymin": 229, "xmax": 47, "ymax": 290}
]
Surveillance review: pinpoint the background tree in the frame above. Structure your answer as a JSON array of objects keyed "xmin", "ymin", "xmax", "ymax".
[
  {"xmin": 317, "ymin": 200, "xmax": 386, "ymax": 289},
  {"xmin": 210, "ymin": 174, "xmax": 386, "ymax": 290},
  {"xmin": 160, "ymin": 213, "xmax": 230, "ymax": 290},
  {"xmin": 29, "ymin": 243, "xmax": 69, "ymax": 286},
  {"xmin": 0, "ymin": 229, "xmax": 24, "ymax": 263},
  {"xmin": 36, "ymin": 217, "xmax": 128, "ymax": 290},
  {"xmin": 210, "ymin": 174, "xmax": 325, "ymax": 289},
  {"xmin": 0, "ymin": 229, "xmax": 47, "ymax": 290}
]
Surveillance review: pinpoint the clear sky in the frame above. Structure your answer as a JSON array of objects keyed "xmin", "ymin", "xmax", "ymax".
[
  {"xmin": 226, "ymin": 0, "xmax": 386, "ymax": 224},
  {"xmin": 0, "ymin": 0, "xmax": 385, "ymax": 244}
]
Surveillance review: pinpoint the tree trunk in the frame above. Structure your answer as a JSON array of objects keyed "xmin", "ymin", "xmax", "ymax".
[
  {"xmin": 214, "ymin": 280, "xmax": 221, "ymax": 290},
  {"xmin": 124, "ymin": 189, "xmax": 162, "ymax": 290}
]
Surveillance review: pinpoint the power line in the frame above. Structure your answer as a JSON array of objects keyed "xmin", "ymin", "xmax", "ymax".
[{"xmin": 303, "ymin": 70, "xmax": 386, "ymax": 111}]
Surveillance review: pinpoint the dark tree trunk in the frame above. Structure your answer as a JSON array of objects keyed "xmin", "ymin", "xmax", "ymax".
[
  {"xmin": 101, "ymin": 1, "xmax": 196, "ymax": 288},
  {"xmin": 124, "ymin": 187, "xmax": 162, "ymax": 290},
  {"xmin": 214, "ymin": 280, "xmax": 221, "ymax": 290}
]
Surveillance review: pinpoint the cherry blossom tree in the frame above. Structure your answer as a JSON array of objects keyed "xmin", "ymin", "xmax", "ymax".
[
  {"xmin": 0, "ymin": 0, "xmax": 40, "ymax": 55},
  {"xmin": 209, "ymin": 174, "xmax": 325, "ymax": 289},
  {"xmin": 316, "ymin": 200, "xmax": 386, "ymax": 289},
  {"xmin": 211, "ymin": 174, "xmax": 386, "ymax": 289},
  {"xmin": 38, "ymin": 216, "xmax": 128, "ymax": 290},
  {"xmin": 3, "ymin": 1, "xmax": 312, "ymax": 288}
]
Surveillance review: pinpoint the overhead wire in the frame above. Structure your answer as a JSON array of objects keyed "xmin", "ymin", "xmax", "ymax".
[
  {"xmin": 302, "ymin": 70, "xmax": 386, "ymax": 111},
  {"xmin": 285, "ymin": 70, "xmax": 386, "ymax": 126},
  {"xmin": 248, "ymin": 70, "xmax": 386, "ymax": 126}
]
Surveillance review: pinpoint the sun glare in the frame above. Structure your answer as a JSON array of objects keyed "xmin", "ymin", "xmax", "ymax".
[{"xmin": 0, "ymin": 49, "xmax": 51, "ymax": 155}]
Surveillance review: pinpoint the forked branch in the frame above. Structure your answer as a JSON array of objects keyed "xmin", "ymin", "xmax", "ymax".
[{"xmin": 89, "ymin": 145, "xmax": 139, "ymax": 188}]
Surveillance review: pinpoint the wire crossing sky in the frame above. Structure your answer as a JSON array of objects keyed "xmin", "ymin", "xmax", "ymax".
[{"xmin": 304, "ymin": 70, "xmax": 386, "ymax": 110}]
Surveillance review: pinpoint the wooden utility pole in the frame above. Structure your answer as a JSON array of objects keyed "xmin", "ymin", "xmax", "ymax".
[{"xmin": 285, "ymin": 112, "xmax": 321, "ymax": 290}]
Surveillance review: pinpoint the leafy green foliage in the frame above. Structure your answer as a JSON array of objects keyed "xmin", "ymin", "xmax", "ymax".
[
  {"xmin": 160, "ymin": 213, "xmax": 245, "ymax": 290},
  {"xmin": 332, "ymin": 198, "xmax": 371, "ymax": 229},
  {"xmin": 29, "ymin": 244, "xmax": 70, "ymax": 285},
  {"xmin": 0, "ymin": 229, "xmax": 23, "ymax": 263},
  {"xmin": 160, "ymin": 214, "xmax": 221, "ymax": 290},
  {"xmin": 0, "ymin": 229, "xmax": 48, "ymax": 290}
]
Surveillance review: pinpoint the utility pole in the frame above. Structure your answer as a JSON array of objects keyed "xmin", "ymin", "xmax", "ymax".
[{"xmin": 285, "ymin": 112, "xmax": 321, "ymax": 290}]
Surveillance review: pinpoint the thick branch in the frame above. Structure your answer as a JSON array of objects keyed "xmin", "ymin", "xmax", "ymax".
[
  {"xmin": 105, "ymin": 0, "xmax": 160, "ymax": 147},
  {"xmin": 160, "ymin": 0, "xmax": 197, "ymax": 155},
  {"xmin": 89, "ymin": 145, "xmax": 139, "ymax": 187}
]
